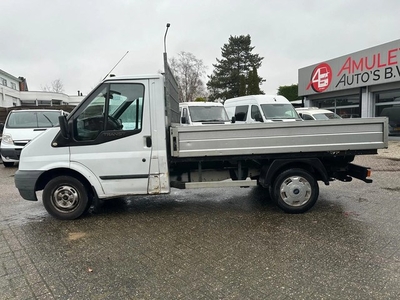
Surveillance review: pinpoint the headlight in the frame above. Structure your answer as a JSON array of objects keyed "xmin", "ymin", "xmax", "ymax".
[{"xmin": 1, "ymin": 134, "xmax": 13, "ymax": 144}]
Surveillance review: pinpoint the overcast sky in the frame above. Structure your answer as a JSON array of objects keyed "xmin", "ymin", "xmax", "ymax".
[{"xmin": 1, "ymin": 0, "xmax": 400, "ymax": 96}]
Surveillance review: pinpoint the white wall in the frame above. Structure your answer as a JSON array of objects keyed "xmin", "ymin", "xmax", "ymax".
[
  {"xmin": 0, "ymin": 86, "xmax": 20, "ymax": 107},
  {"xmin": 1, "ymin": 69, "xmax": 84, "ymax": 107},
  {"xmin": 0, "ymin": 86, "xmax": 83, "ymax": 107}
]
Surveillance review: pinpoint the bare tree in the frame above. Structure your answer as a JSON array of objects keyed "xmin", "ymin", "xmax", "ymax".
[
  {"xmin": 170, "ymin": 52, "xmax": 207, "ymax": 102},
  {"xmin": 41, "ymin": 79, "xmax": 65, "ymax": 93}
]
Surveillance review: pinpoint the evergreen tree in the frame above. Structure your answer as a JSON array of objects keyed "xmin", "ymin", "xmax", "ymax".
[
  {"xmin": 207, "ymin": 35, "xmax": 264, "ymax": 100},
  {"xmin": 239, "ymin": 75, "xmax": 247, "ymax": 96},
  {"xmin": 247, "ymin": 67, "xmax": 263, "ymax": 95},
  {"xmin": 277, "ymin": 84, "xmax": 299, "ymax": 101}
]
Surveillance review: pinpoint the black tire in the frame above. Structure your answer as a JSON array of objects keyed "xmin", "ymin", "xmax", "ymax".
[
  {"xmin": 43, "ymin": 176, "xmax": 90, "ymax": 220},
  {"xmin": 270, "ymin": 168, "xmax": 319, "ymax": 214},
  {"xmin": 3, "ymin": 162, "xmax": 14, "ymax": 167}
]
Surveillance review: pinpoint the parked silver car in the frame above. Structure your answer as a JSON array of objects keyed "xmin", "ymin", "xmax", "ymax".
[{"xmin": 296, "ymin": 107, "xmax": 341, "ymax": 120}]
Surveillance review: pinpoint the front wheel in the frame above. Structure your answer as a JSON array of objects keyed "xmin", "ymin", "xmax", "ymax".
[
  {"xmin": 270, "ymin": 168, "xmax": 319, "ymax": 214},
  {"xmin": 43, "ymin": 176, "xmax": 91, "ymax": 220}
]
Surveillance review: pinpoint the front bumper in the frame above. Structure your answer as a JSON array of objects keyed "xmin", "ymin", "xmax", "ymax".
[
  {"xmin": 14, "ymin": 170, "xmax": 44, "ymax": 201},
  {"xmin": 1, "ymin": 147, "xmax": 22, "ymax": 161}
]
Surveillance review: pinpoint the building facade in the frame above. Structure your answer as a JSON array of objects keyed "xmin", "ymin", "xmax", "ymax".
[
  {"xmin": 0, "ymin": 69, "xmax": 83, "ymax": 108},
  {"xmin": 298, "ymin": 39, "xmax": 400, "ymax": 135}
]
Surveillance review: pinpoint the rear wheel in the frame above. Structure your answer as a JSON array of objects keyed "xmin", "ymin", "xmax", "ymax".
[
  {"xmin": 43, "ymin": 176, "xmax": 91, "ymax": 220},
  {"xmin": 270, "ymin": 168, "xmax": 319, "ymax": 214}
]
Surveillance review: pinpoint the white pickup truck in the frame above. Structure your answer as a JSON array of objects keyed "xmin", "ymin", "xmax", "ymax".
[{"xmin": 14, "ymin": 54, "xmax": 388, "ymax": 220}]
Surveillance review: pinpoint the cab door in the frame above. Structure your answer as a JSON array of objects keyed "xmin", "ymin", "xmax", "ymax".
[{"xmin": 69, "ymin": 80, "xmax": 153, "ymax": 196}]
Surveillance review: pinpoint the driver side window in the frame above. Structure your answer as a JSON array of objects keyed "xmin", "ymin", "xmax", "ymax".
[
  {"xmin": 74, "ymin": 83, "xmax": 144, "ymax": 141},
  {"xmin": 251, "ymin": 105, "xmax": 263, "ymax": 122},
  {"xmin": 235, "ymin": 105, "xmax": 248, "ymax": 122}
]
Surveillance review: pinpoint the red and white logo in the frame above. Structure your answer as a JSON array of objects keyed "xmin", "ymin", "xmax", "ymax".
[{"xmin": 306, "ymin": 63, "xmax": 332, "ymax": 93}]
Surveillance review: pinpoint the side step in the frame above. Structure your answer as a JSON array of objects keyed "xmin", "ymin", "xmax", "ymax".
[{"xmin": 170, "ymin": 179, "xmax": 258, "ymax": 189}]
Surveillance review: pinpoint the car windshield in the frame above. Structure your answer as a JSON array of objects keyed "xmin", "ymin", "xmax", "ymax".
[
  {"xmin": 189, "ymin": 106, "xmax": 230, "ymax": 122},
  {"xmin": 261, "ymin": 104, "xmax": 300, "ymax": 119},
  {"xmin": 6, "ymin": 111, "xmax": 61, "ymax": 128},
  {"xmin": 313, "ymin": 112, "xmax": 342, "ymax": 120}
]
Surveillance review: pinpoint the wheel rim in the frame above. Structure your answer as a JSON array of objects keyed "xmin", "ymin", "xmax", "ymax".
[
  {"xmin": 52, "ymin": 185, "xmax": 80, "ymax": 212},
  {"xmin": 279, "ymin": 175, "xmax": 312, "ymax": 207}
]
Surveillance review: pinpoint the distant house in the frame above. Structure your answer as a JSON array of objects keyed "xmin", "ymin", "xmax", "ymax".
[{"xmin": 0, "ymin": 68, "xmax": 84, "ymax": 108}]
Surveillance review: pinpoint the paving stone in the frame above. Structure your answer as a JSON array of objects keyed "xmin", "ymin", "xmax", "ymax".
[{"xmin": 0, "ymin": 141, "xmax": 399, "ymax": 299}]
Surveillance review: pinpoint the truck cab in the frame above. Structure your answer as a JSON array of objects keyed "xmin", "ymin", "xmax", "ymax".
[
  {"xmin": 179, "ymin": 102, "xmax": 231, "ymax": 125},
  {"xmin": 224, "ymin": 95, "xmax": 302, "ymax": 123}
]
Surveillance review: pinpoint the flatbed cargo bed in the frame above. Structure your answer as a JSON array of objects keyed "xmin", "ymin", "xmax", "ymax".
[{"xmin": 170, "ymin": 117, "xmax": 388, "ymax": 158}]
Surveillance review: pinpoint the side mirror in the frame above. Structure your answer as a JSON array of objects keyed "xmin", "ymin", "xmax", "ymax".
[
  {"xmin": 58, "ymin": 115, "xmax": 69, "ymax": 139},
  {"xmin": 231, "ymin": 116, "xmax": 236, "ymax": 123},
  {"xmin": 181, "ymin": 116, "xmax": 187, "ymax": 124}
]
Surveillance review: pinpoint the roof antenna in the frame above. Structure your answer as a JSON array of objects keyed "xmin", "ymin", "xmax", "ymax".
[{"xmin": 102, "ymin": 50, "xmax": 129, "ymax": 80}]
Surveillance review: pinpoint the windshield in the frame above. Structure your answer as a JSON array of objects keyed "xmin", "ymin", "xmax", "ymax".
[
  {"xmin": 313, "ymin": 112, "xmax": 342, "ymax": 120},
  {"xmin": 189, "ymin": 106, "xmax": 230, "ymax": 122},
  {"xmin": 6, "ymin": 111, "xmax": 61, "ymax": 128},
  {"xmin": 260, "ymin": 104, "xmax": 300, "ymax": 120}
]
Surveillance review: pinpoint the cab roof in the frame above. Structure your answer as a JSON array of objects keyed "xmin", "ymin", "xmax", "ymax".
[{"xmin": 224, "ymin": 94, "xmax": 290, "ymax": 105}]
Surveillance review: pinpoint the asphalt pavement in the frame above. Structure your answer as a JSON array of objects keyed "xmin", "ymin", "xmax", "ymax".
[{"xmin": 0, "ymin": 141, "xmax": 400, "ymax": 299}]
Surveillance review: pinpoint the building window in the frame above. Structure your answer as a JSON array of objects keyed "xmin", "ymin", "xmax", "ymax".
[
  {"xmin": 374, "ymin": 89, "xmax": 400, "ymax": 136},
  {"xmin": 20, "ymin": 100, "xmax": 37, "ymax": 106},
  {"xmin": 313, "ymin": 94, "xmax": 360, "ymax": 118},
  {"xmin": 11, "ymin": 82, "xmax": 17, "ymax": 90},
  {"xmin": 1, "ymin": 78, "xmax": 7, "ymax": 86}
]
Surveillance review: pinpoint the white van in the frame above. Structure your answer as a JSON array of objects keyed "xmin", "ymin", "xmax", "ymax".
[
  {"xmin": 224, "ymin": 95, "xmax": 301, "ymax": 123},
  {"xmin": 179, "ymin": 102, "xmax": 231, "ymax": 125},
  {"xmin": 1, "ymin": 109, "xmax": 68, "ymax": 167}
]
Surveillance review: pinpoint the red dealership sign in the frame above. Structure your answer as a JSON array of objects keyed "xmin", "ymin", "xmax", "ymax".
[
  {"xmin": 306, "ymin": 63, "xmax": 332, "ymax": 93},
  {"xmin": 299, "ymin": 39, "xmax": 400, "ymax": 96}
]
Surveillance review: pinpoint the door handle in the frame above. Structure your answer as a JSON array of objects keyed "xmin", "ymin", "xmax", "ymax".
[{"xmin": 145, "ymin": 136, "xmax": 152, "ymax": 147}]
